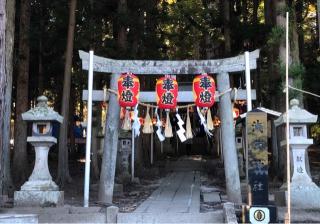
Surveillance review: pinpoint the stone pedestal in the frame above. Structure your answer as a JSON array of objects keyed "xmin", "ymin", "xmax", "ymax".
[
  {"xmin": 290, "ymin": 141, "xmax": 320, "ymax": 209},
  {"xmin": 275, "ymin": 139, "xmax": 320, "ymax": 209},
  {"xmin": 14, "ymin": 137, "xmax": 64, "ymax": 207}
]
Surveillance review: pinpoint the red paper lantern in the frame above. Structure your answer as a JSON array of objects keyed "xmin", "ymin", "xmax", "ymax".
[
  {"xmin": 193, "ymin": 74, "xmax": 216, "ymax": 108},
  {"xmin": 118, "ymin": 73, "xmax": 140, "ymax": 108},
  {"xmin": 156, "ymin": 76, "xmax": 178, "ymax": 110}
]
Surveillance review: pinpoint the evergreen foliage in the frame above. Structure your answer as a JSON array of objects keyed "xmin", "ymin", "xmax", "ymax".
[{"xmin": 8, "ymin": 0, "xmax": 320, "ymax": 150}]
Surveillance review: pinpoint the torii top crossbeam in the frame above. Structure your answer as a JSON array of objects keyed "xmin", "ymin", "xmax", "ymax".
[{"xmin": 79, "ymin": 49, "xmax": 260, "ymax": 74}]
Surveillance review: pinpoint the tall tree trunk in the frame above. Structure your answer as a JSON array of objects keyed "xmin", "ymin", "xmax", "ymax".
[
  {"xmin": 130, "ymin": 5, "xmax": 144, "ymax": 58},
  {"xmin": 290, "ymin": 1, "xmax": 303, "ymax": 104},
  {"xmin": 253, "ymin": 0, "xmax": 259, "ymax": 25},
  {"xmin": 57, "ymin": 0, "xmax": 77, "ymax": 187},
  {"xmin": 4, "ymin": 0, "xmax": 15, "ymax": 195},
  {"xmin": 144, "ymin": 0, "xmax": 158, "ymax": 59},
  {"xmin": 265, "ymin": 0, "xmax": 276, "ymax": 109},
  {"xmin": 296, "ymin": 0, "xmax": 304, "ymax": 61},
  {"xmin": 13, "ymin": 0, "xmax": 31, "ymax": 186},
  {"xmin": 271, "ymin": 0, "xmax": 286, "ymax": 111},
  {"xmin": 0, "ymin": 0, "xmax": 15, "ymax": 200},
  {"xmin": 275, "ymin": 0, "xmax": 287, "ymax": 64},
  {"xmin": 223, "ymin": 0, "xmax": 231, "ymax": 56},
  {"xmin": 37, "ymin": 0, "xmax": 45, "ymax": 95},
  {"xmin": 290, "ymin": 2, "xmax": 300, "ymax": 64},
  {"xmin": 264, "ymin": 0, "xmax": 274, "ymax": 25},
  {"xmin": 0, "ymin": 0, "xmax": 7, "ymax": 200},
  {"xmin": 318, "ymin": 0, "xmax": 320, "ymax": 47},
  {"xmin": 252, "ymin": 0, "xmax": 260, "ymax": 49},
  {"xmin": 117, "ymin": 0, "xmax": 127, "ymax": 57},
  {"xmin": 242, "ymin": 0, "xmax": 248, "ymax": 24}
]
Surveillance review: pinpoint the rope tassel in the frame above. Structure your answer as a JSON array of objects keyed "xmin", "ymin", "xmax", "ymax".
[
  {"xmin": 142, "ymin": 106, "xmax": 153, "ymax": 134},
  {"xmin": 132, "ymin": 104, "xmax": 141, "ymax": 137},
  {"xmin": 155, "ymin": 108, "xmax": 165, "ymax": 142},
  {"xmin": 207, "ymin": 108, "xmax": 214, "ymax": 131},
  {"xmin": 122, "ymin": 109, "xmax": 132, "ymax": 131},
  {"xmin": 197, "ymin": 106, "xmax": 212, "ymax": 137},
  {"xmin": 186, "ymin": 107, "xmax": 193, "ymax": 139},
  {"xmin": 164, "ymin": 110, "xmax": 173, "ymax": 138}
]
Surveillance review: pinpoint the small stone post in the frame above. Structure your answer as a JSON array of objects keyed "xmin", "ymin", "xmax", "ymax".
[
  {"xmin": 217, "ymin": 72, "xmax": 242, "ymax": 203},
  {"xmin": 106, "ymin": 206, "xmax": 119, "ymax": 223}
]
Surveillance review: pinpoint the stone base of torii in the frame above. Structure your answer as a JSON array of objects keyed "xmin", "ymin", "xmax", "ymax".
[{"xmin": 79, "ymin": 49, "xmax": 260, "ymax": 205}]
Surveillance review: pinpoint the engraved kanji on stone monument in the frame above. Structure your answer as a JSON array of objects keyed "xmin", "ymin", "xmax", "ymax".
[{"xmin": 246, "ymin": 111, "xmax": 268, "ymax": 205}]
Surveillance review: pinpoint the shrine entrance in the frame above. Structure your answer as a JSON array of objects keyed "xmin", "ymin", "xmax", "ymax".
[{"xmin": 79, "ymin": 49, "xmax": 260, "ymax": 206}]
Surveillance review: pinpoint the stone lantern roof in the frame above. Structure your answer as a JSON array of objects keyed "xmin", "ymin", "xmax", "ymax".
[
  {"xmin": 22, "ymin": 95, "xmax": 63, "ymax": 123},
  {"xmin": 274, "ymin": 99, "xmax": 318, "ymax": 127}
]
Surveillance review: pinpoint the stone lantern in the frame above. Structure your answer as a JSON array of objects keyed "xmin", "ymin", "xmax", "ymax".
[
  {"xmin": 14, "ymin": 96, "xmax": 64, "ymax": 207},
  {"xmin": 274, "ymin": 99, "xmax": 320, "ymax": 209}
]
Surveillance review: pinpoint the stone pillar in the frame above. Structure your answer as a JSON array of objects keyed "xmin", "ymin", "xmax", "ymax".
[
  {"xmin": 14, "ymin": 137, "xmax": 63, "ymax": 206},
  {"xmin": 290, "ymin": 142, "xmax": 320, "ymax": 209},
  {"xmin": 217, "ymin": 72, "xmax": 242, "ymax": 203},
  {"xmin": 99, "ymin": 73, "xmax": 121, "ymax": 204}
]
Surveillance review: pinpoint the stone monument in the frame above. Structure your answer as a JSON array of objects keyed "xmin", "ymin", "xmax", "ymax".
[
  {"xmin": 14, "ymin": 96, "xmax": 64, "ymax": 207},
  {"xmin": 275, "ymin": 99, "xmax": 320, "ymax": 209},
  {"xmin": 116, "ymin": 131, "xmax": 132, "ymax": 184},
  {"xmin": 244, "ymin": 110, "xmax": 277, "ymax": 223}
]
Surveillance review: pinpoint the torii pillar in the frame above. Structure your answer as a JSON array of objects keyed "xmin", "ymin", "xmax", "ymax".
[
  {"xmin": 217, "ymin": 72, "xmax": 242, "ymax": 203},
  {"xmin": 98, "ymin": 73, "xmax": 121, "ymax": 204}
]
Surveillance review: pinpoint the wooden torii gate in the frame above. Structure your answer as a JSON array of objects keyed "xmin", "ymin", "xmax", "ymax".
[{"xmin": 79, "ymin": 49, "xmax": 260, "ymax": 205}]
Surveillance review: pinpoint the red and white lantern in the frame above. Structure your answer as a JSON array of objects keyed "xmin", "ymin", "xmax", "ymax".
[
  {"xmin": 192, "ymin": 74, "xmax": 216, "ymax": 108},
  {"xmin": 193, "ymin": 74, "xmax": 216, "ymax": 134},
  {"xmin": 156, "ymin": 76, "xmax": 178, "ymax": 138},
  {"xmin": 118, "ymin": 73, "xmax": 140, "ymax": 130},
  {"xmin": 156, "ymin": 76, "xmax": 178, "ymax": 110},
  {"xmin": 118, "ymin": 73, "xmax": 140, "ymax": 108}
]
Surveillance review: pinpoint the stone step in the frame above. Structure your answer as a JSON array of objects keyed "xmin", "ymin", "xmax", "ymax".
[
  {"xmin": 277, "ymin": 207, "xmax": 320, "ymax": 223},
  {"xmin": 165, "ymin": 162, "xmax": 204, "ymax": 172},
  {"xmin": 203, "ymin": 192, "xmax": 221, "ymax": 203},
  {"xmin": 0, "ymin": 214, "xmax": 38, "ymax": 224},
  {"xmin": 38, "ymin": 213, "xmax": 106, "ymax": 223},
  {"xmin": 117, "ymin": 211, "xmax": 224, "ymax": 223},
  {"xmin": 1, "ymin": 206, "xmax": 103, "ymax": 215},
  {"xmin": 0, "ymin": 207, "xmax": 106, "ymax": 224},
  {"xmin": 0, "ymin": 207, "xmax": 69, "ymax": 215}
]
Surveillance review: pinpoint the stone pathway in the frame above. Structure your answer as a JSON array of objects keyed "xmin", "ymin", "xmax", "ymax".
[
  {"xmin": 117, "ymin": 171, "xmax": 223, "ymax": 223},
  {"xmin": 135, "ymin": 171, "xmax": 201, "ymax": 213}
]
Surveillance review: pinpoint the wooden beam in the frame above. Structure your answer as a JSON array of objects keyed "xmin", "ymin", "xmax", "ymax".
[
  {"xmin": 79, "ymin": 50, "xmax": 260, "ymax": 74},
  {"xmin": 82, "ymin": 89, "xmax": 257, "ymax": 103}
]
